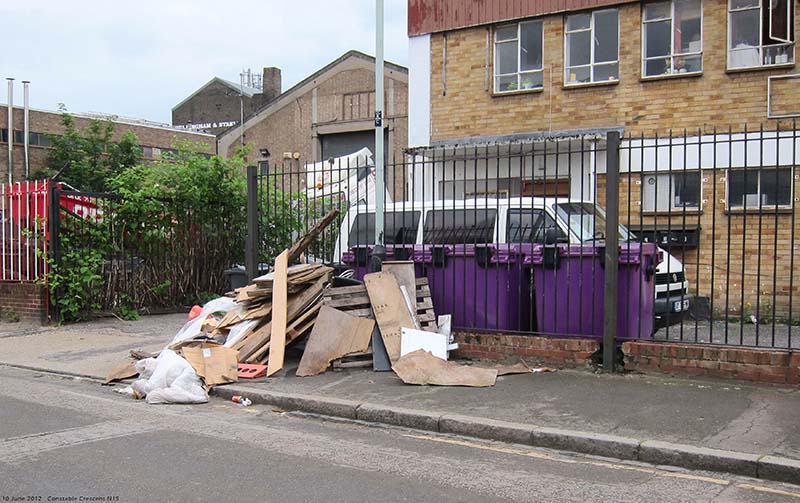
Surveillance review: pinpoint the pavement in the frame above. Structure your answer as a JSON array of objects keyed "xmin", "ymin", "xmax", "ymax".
[{"xmin": 1, "ymin": 315, "xmax": 799, "ymax": 484}]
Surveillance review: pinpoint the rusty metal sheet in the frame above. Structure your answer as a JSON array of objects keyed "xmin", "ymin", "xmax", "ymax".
[{"xmin": 409, "ymin": 0, "xmax": 633, "ymax": 36}]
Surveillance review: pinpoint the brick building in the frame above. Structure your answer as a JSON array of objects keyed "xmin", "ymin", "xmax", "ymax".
[
  {"xmin": 171, "ymin": 69, "xmax": 282, "ymax": 136},
  {"xmin": 407, "ymin": 0, "xmax": 800, "ymax": 317},
  {"xmin": 217, "ymin": 51, "xmax": 408, "ymax": 175},
  {"xmin": 1, "ymin": 104, "xmax": 216, "ymax": 184}
]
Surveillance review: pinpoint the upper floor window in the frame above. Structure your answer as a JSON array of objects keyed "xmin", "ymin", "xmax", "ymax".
[
  {"xmin": 494, "ymin": 20, "xmax": 544, "ymax": 93},
  {"xmin": 565, "ymin": 9, "xmax": 620, "ymax": 85},
  {"xmin": 642, "ymin": 0, "xmax": 703, "ymax": 77},
  {"xmin": 728, "ymin": 0, "xmax": 795, "ymax": 69},
  {"xmin": 728, "ymin": 168, "xmax": 792, "ymax": 209}
]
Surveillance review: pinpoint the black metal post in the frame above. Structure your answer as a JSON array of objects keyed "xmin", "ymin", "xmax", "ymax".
[
  {"xmin": 47, "ymin": 181, "xmax": 61, "ymax": 323},
  {"xmin": 245, "ymin": 165, "xmax": 258, "ymax": 281},
  {"xmin": 603, "ymin": 131, "xmax": 621, "ymax": 372}
]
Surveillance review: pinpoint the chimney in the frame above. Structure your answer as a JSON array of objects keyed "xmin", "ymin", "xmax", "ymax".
[{"xmin": 261, "ymin": 67, "xmax": 281, "ymax": 103}]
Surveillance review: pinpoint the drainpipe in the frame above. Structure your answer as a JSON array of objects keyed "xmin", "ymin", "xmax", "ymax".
[
  {"xmin": 6, "ymin": 78, "xmax": 13, "ymax": 184},
  {"xmin": 22, "ymin": 80, "xmax": 29, "ymax": 179}
]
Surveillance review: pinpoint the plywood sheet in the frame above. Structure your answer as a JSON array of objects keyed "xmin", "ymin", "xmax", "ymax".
[
  {"xmin": 392, "ymin": 349, "xmax": 498, "ymax": 387},
  {"xmin": 364, "ymin": 272, "xmax": 418, "ymax": 364},
  {"xmin": 267, "ymin": 250, "xmax": 289, "ymax": 376},
  {"xmin": 296, "ymin": 306, "xmax": 375, "ymax": 377}
]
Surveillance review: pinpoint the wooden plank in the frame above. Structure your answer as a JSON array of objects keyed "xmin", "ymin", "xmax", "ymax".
[
  {"xmin": 286, "ymin": 208, "xmax": 340, "ymax": 263},
  {"xmin": 364, "ymin": 272, "xmax": 417, "ymax": 364},
  {"xmin": 324, "ymin": 284, "xmax": 369, "ymax": 296},
  {"xmin": 246, "ymin": 302, "xmax": 321, "ymax": 363},
  {"xmin": 296, "ymin": 306, "xmax": 375, "ymax": 376},
  {"xmin": 323, "ymin": 296, "xmax": 371, "ymax": 310},
  {"xmin": 382, "ymin": 261, "xmax": 417, "ymax": 297},
  {"xmin": 267, "ymin": 250, "xmax": 289, "ymax": 376},
  {"xmin": 242, "ymin": 302, "xmax": 272, "ymax": 321}
]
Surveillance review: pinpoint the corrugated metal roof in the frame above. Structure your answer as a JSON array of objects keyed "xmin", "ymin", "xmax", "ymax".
[{"xmin": 408, "ymin": 0, "xmax": 635, "ymax": 36}]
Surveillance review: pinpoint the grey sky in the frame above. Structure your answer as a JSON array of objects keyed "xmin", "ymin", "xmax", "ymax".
[{"xmin": 2, "ymin": 0, "xmax": 408, "ymax": 124}]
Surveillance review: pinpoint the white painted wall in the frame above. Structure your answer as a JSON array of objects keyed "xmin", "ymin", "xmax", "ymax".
[{"xmin": 408, "ymin": 35, "xmax": 431, "ymax": 148}]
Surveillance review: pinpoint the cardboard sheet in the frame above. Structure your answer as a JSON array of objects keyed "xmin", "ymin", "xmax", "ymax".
[
  {"xmin": 296, "ymin": 306, "xmax": 375, "ymax": 376},
  {"xmin": 182, "ymin": 342, "xmax": 239, "ymax": 386},
  {"xmin": 392, "ymin": 349, "xmax": 498, "ymax": 387}
]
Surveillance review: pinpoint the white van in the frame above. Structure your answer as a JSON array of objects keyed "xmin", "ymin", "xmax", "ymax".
[{"xmin": 332, "ymin": 198, "xmax": 691, "ymax": 326}]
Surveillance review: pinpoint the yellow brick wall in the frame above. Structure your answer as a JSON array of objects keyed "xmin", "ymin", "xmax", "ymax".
[
  {"xmin": 615, "ymin": 170, "xmax": 800, "ymax": 318},
  {"xmin": 429, "ymin": 0, "xmax": 800, "ymax": 140}
]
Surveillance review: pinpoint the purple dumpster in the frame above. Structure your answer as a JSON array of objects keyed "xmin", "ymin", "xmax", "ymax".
[
  {"xmin": 342, "ymin": 244, "xmax": 417, "ymax": 280},
  {"xmin": 526, "ymin": 242, "xmax": 660, "ymax": 341},
  {"xmin": 413, "ymin": 244, "xmax": 529, "ymax": 331}
]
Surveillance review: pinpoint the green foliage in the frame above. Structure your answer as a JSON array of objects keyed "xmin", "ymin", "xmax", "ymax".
[
  {"xmin": 0, "ymin": 307, "xmax": 20, "ymax": 323},
  {"xmin": 30, "ymin": 109, "xmax": 141, "ymax": 191},
  {"xmin": 43, "ymin": 216, "xmax": 108, "ymax": 322},
  {"xmin": 257, "ymin": 169, "xmax": 308, "ymax": 264}
]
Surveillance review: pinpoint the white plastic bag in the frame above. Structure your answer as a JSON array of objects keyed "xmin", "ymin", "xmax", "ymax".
[
  {"xmin": 224, "ymin": 319, "xmax": 259, "ymax": 348},
  {"xmin": 130, "ymin": 349, "xmax": 208, "ymax": 404},
  {"xmin": 169, "ymin": 297, "xmax": 240, "ymax": 347}
]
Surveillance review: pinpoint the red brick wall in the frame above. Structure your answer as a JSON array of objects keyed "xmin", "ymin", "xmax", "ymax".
[
  {"xmin": 623, "ymin": 341, "xmax": 800, "ymax": 384},
  {"xmin": 452, "ymin": 331, "xmax": 598, "ymax": 366},
  {"xmin": 0, "ymin": 282, "xmax": 47, "ymax": 323}
]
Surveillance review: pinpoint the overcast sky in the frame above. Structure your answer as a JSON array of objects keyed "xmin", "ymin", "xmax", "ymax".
[{"xmin": 2, "ymin": 0, "xmax": 409, "ymax": 124}]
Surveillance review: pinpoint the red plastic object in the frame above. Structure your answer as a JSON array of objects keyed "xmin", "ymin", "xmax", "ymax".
[
  {"xmin": 237, "ymin": 364, "xmax": 268, "ymax": 379},
  {"xmin": 188, "ymin": 305, "xmax": 203, "ymax": 320}
]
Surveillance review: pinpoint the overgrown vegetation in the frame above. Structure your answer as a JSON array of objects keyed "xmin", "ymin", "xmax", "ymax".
[{"xmin": 36, "ymin": 111, "xmax": 309, "ymax": 322}]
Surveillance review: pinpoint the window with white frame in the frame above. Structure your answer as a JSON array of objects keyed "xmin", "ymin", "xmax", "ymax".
[
  {"xmin": 642, "ymin": 172, "xmax": 702, "ymax": 211},
  {"xmin": 642, "ymin": 0, "xmax": 703, "ymax": 77},
  {"xmin": 565, "ymin": 9, "xmax": 620, "ymax": 85},
  {"xmin": 494, "ymin": 20, "xmax": 544, "ymax": 93},
  {"xmin": 728, "ymin": 0, "xmax": 795, "ymax": 69},
  {"xmin": 728, "ymin": 168, "xmax": 792, "ymax": 208}
]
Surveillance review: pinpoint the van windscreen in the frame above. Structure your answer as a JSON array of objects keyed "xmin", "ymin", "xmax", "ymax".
[
  {"xmin": 507, "ymin": 209, "xmax": 564, "ymax": 243},
  {"xmin": 423, "ymin": 209, "xmax": 497, "ymax": 244},
  {"xmin": 348, "ymin": 211, "xmax": 421, "ymax": 246}
]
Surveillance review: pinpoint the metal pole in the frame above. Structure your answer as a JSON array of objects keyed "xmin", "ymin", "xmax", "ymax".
[
  {"xmin": 603, "ymin": 131, "xmax": 621, "ymax": 371},
  {"xmin": 7, "ymin": 78, "xmax": 14, "ymax": 184},
  {"xmin": 245, "ymin": 165, "xmax": 258, "ymax": 281},
  {"xmin": 22, "ymin": 80, "xmax": 30, "ymax": 179},
  {"xmin": 374, "ymin": 0, "xmax": 385, "ymax": 248},
  {"xmin": 239, "ymin": 71, "xmax": 245, "ymax": 147}
]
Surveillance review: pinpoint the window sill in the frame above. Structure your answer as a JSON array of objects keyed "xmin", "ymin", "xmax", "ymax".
[
  {"xmin": 641, "ymin": 209, "xmax": 703, "ymax": 217},
  {"xmin": 563, "ymin": 79, "xmax": 620, "ymax": 90},
  {"xmin": 640, "ymin": 71, "xmax": 703, "ymax": 83},
  {"xmin": 726, "ymin": 62, "xmax": 795, "ymax": 74},
  {"xmin": 491, "ymin": 88, "xmax": 543, "ymax": 98},
  {"xmin": 725, "ymin": 206, "xmax": 794, "ymax": 215}
]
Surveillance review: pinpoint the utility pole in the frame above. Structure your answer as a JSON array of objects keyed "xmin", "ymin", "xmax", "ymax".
[
  {"xmin": 374, "ymin": 0, "xmax": 385, "ymax": 250},
  {"xmin": 7, "ymin": 78, "xmax": 13, "ymax": 184}
]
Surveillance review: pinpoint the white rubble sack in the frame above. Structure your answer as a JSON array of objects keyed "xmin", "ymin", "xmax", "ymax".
[
  {"xmin": 169, "ymin": 297, "xmax": 240, "ymax": 348},
  {"xmin": 130, "ymin": 349, "xmax": 208, "ymax": 405}
]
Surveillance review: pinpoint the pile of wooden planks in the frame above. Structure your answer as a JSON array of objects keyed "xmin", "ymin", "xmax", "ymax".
[{"xmin": 212, "ymin": 260, "xmax": 332, "ymax": 371}]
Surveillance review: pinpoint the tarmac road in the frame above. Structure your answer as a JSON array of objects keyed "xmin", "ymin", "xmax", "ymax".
[{"xmin": 1, "ymin": 365, "xmax": 799, "ymax": 503}]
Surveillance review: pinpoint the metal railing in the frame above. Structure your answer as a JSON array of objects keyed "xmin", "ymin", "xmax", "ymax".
[
  {"xmin": 251, "ymin": 124, "xmax": 800, "ymax": 351},
  {"xmin": 1, "ymin": 180, "xmax": 48, "ymax": 282}
]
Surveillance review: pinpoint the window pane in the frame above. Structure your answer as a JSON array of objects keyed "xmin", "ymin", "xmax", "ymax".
[
  {"xmin": 13, "ymin": 131, "xmax": 24, "ymax": 144},
  {"xmin": 760, "ymin": 169, "xmax": 792, "ymax": 205},
  {"xmin": 495, "ymin": 74, "xmax": 518, "ymax": 92},
  {"xmin": 645, "ymin": 20, "xmax": 672, "ymax": 57},
  {"xmin": 730, "ymin": 0, "xmax": 759, "ymax": 10},
  {"xmin": 424, "ymin": 209, "xmax": 497, "ymax": 244},
  {"xmin": 644, "ymin": 1, "xmax": 671, "ymax": 20},
  {"xmin": 0, "ymin": 129, "xmax": 6, "ymax": 142},
  {"xmin": 728, "ymin": 170, "xmax": 759, "ymax": 207},
  {"xmin": 566, "ymin": 66, "xmax": 591, "ymax": 84},
  {"xmin": 520, "ymin": 21, "xmax": 543, "ymax": 70},
  {"xmin": 507, "ymin": 210, "xmax": 563, "ymax": 243},
  {"xmin": 567, "ymin": 13, "xmax": 591, "ymax": 31},
  {"xmin": 495, "ymin": 25, "xmax": 517, "ymax": 42},
  {"xmin": 673, "ymin": 172, "xmax": 700, "ymax": 207},
  {"xmin": 645, "ymin": 57, "xmax": 671, "ymax": 76},
  {"xmin": 678, "ymin": 54, "xmax": 703, "ymax": 72},
  {"xmin": 731, "ymin": 9, "xmax": 760, "ymax": 47},
  {"xmin": 676, "ymin": 0, "xmax": 702, "ymax": 53},
  {"xmin": 568, "ymin": 30, "xmax": 591, "ymax": 66},
  {"xmin": 595, "ymin": 10, "xmax": 619, "ymax": 62},
  {"xmin": 496, "ymin": 41, "xmax": 518, "ymax": 75},
  {"xmin": 594, "ymin": 62, "xmax": 619, "ymax": 81},
  {"xmin": 348, "ymin": 211, "xmax": 422, "ymax": 246},
  {"xmin": 768, "ymin": 0, "xmax": 792, "ymax": 43},
  {"xmin": 519, "ymin": 71, "xmax": 543, "ymax": 89}
]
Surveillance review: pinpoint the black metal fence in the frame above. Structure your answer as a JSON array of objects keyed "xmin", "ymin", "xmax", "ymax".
[
  {"xmin": 48, "ymin": 185, "xmax": 244, "ymax": 321},
  {"xmin": 250, "ymin": 124, "xmax": 800, "ymax": 350}
]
